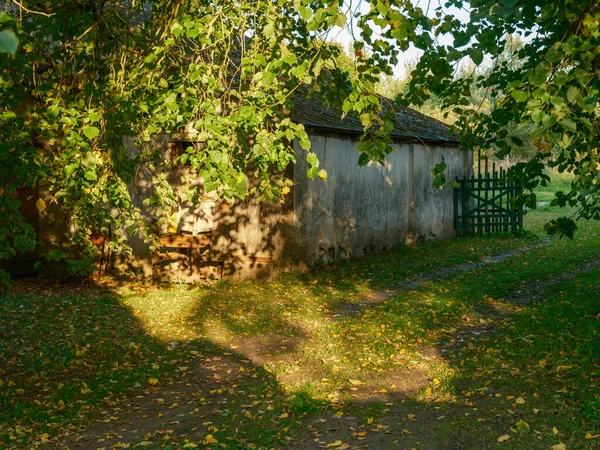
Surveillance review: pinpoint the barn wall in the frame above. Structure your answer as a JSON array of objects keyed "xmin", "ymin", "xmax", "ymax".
[
  {"xmin": 413, "ymin": 144, "xmax": 472, "ymax": 241},
  {"xmin": 294, "ymin": 134, "xmax": 471, "ymax": 266},
  {"xmin": 210, "ymin": 189, "xmax": 294, "ymax": 279},
  {"xmin": 117, "ymin": 133, "xmax": 470, "ymax": 279},
  {"xmin": 293, "ymin": 135, "xmax": 411, "ymax": 266},
  {"xmin": 111, "ymin": 136, "xmax": 166, "ymax": 278},
  {"xmin": 116, "ymin": 136, "xmax": 294, "ymax": 281}
]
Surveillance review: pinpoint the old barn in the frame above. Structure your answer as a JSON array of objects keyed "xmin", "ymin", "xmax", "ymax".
[{"xmin": 114, "ymin": 95, "xmax": 471, "ymax": 281}]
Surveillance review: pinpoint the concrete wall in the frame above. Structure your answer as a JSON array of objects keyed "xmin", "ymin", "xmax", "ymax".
[{"xmin": 294, "ymin": 134, "xmax": 471, "ymax": 266}]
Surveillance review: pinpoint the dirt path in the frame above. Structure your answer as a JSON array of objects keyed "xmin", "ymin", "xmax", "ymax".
[
  {"xmin": 331, "ymin": 243, "xmax": 547, "ymax": 318},
  {"xmin": 508, "ymin": 256, "xmax": 600, "ymax": 304},
  {"xmin": 292, "ymin": 253, "xmax": 600, "ymax": 450},
  {"xmin": 52, "ymin": 354, "xmax": 253, "ymax": 449}
]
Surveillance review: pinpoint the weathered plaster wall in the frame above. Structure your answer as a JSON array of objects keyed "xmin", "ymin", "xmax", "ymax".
[
  {"xmin": 112, "ymin": 135, "xmax": 168, "ymax": 278},
  {"xmin": 294, "ymin": 134, "xmax": 470, "ymax": 266},
  {"xmin": 210, "ymin": 191, "xmax": 294, "ymax": 280}
]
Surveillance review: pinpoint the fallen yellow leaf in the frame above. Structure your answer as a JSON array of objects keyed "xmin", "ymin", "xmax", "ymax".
[
  {"xmin": 497, "ymin": 434, "xmax": 511, "ymax": 443},
  {"xmin": 326, "ymin": 440, "xmax": 343, "ymax": 448},
  {"xmin": 551, "ymin": 444, "xmax": 566, "ymax": 450},
  {"xmin": 148, "ymin": 378, "xmax": 159, "ymax": 385},
  {"xmin": 204, "ymin": 435, "xmax": 218, "ymax": 444}
]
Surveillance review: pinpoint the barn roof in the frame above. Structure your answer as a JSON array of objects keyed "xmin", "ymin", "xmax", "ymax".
[{"xmin": 291, "ymin": 92, "xmax": 459, "ymax": 146}]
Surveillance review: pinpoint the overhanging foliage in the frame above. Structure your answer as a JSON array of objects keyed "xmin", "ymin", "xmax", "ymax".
[{"xmin": 1, "ymin": 0, "xmax": 599, "ymax": 281}]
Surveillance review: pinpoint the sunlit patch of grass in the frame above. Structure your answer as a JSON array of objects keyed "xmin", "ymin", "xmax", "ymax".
[{"xmin": 533, "ymin": 167, "xmax": 575, "ymax": 203}]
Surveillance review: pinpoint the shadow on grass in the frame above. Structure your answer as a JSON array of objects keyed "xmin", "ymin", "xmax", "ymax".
[{"xmin": 0, "ymin": 281, "xmax": 329, "ymax": 449}]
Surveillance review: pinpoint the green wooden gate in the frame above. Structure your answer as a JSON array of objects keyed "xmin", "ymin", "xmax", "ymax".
[{"xmin": 453, "ymin": 165, "xmax": 523, "ymax": 236}]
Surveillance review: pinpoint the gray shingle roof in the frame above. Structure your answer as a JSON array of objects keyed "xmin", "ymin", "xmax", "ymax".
[{"xmin": 291, "ymin": 92, "xmax": 459, "ymax": 146}]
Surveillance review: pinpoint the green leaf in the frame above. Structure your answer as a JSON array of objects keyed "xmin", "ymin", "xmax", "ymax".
[
  {"xmin": 170, "ymin": 22, "xmax": 184, "ymax": 36},
  {"xmin": 469, "ymin": 48, "xmax": 484, "ymax": 65},
  {"xmin": 209, "ymin": 151, "xmax": 223, "ymax": 163},
  {"xmin": 298, "ymin": 5, "xmax": 312, "ymax": 21},
  {"xmin": 560, "ymin": 118, "xmax": 577, "ymax": 132},
  {"xmin": 553, "ymin": 71, "xmax": 568, "ymax": 87},
  {"xmin": 376, "ymin": 3, "xmax": 390, "ymax": 16},
  {"xmin": 0, "ymin": 12, "xmax": 15, "ymax": 25},
  {"xmin": 143, "ymin": 53, "xmax": 157, "ymax": 65},
  {"xmin": 83, "ymin": 126, "xmax": 99, "ymax": 140},
  {"xmin": 335, "ymin": 13, "xmax": 347, "ymax": 27},
  {"xmin": 264, "ymin": 23, "xmax": 275, "ymax": 38},
  {"xmin": 529, "ymin": 67, "xmax": 548, "ymax": 87},
  {"xmin": 186, "ymin": 27, "xmax": 200, "ymax": 39},
  {"xmin": 89, "ymin": 111, "xmax": 102, "ymax": 123},
  {"xmin": 0, "ymin": 110, "xmax": 17, "ymax": 121},
  {"xmin": 235, "ymin": 174, "xmax": 248, "ymax": 197},
  {"xmin": 511, "ymin": 90, "xmax": 529, "ymax": 103},
  {"xmin": 0, "ymin": 30, "xmax": 18, "ymax": 56},
  {"xmin": 357, "ymin": 152, "xmax": 370, "ymax": 166},
  {"xmin": 306, "ymin": 152, "xmax": 319, "ymax": 167},
  {"xmin": 306, "ymin": 166, "xmax": 318, "ymax": 178},
  {"xmin": 296, "ymin": 128, "xmax": 311, "ymax": 150},
  {"xmin": 64, "ymin": 163, "xmax": 78, "ymax": 177},
  {"xmin": 81, "ymin": 152, "xmax": 97, "ymax": 169},
  {"xmin": 574, "ymin": 68, "xmax": 588, "ymax": 85},
  {"xmin": 542, "ymin": 114, "xmax": 558, "ymax": 128}
]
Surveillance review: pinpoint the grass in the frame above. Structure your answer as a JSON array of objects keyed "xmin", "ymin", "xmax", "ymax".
[
  {"xmin": 440, "ymin": 270, "xmax": 600, "ymax": 449},
  {"xmin": 533, "ymin": 168, "xmax": 575, "ymax": 203},
  {"xmin": 1, "ymin": 206, "xmax": 599, "ymax": 449}
]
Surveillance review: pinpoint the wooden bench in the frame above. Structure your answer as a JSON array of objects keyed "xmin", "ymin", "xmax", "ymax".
[{"xmin": 152, "ymin": 233, "xmax": 223, "ymax": 280}]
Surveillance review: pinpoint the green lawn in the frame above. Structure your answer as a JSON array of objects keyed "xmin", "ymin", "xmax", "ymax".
[
  {"xmin": 1, "ymin": 205, "xmax": 599, "ymax": 449},
  {"xmin": 533, "ymin": 168, "xmax": 575, "ymax": 204}
]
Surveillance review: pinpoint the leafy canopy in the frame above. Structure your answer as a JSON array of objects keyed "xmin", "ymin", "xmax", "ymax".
[
  {"xmin": 407, "ymin": 0, "xmax": 600, "ymax": 237},
  {"xmin": 0, "ymin": 0, "xmax": 598, "ymax": 280}
]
